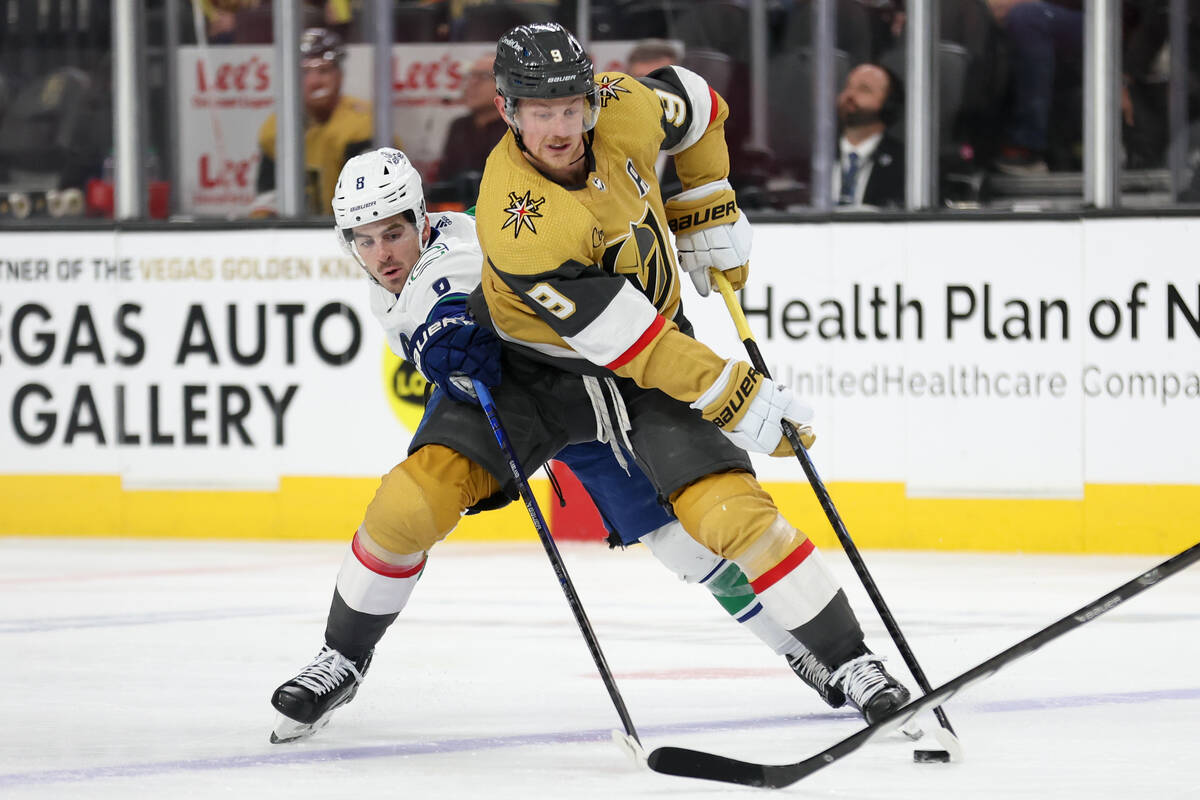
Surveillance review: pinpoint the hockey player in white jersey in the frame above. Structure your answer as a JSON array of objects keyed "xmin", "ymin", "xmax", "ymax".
[{"xmin": 269, "ymin": 148, "xmax": 857, "ymax": 744}]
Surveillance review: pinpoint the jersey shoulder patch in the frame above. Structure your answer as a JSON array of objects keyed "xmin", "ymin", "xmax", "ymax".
[{"xmin": 595, "ymin": 72, "xmax": 635, "ymax": 108}]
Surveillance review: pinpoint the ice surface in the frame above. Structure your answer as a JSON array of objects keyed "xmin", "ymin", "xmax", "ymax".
[{"xmin": 2, "ymin": 537, "xmax": 1197, "ymax": 799}]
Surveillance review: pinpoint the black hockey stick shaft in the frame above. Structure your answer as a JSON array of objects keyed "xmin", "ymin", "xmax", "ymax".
[
  {"xmin": 649, "ymin": 539, "xmax": 1200, "ymax": 788},
  {"xmin": 710, "ymin": 270, "xmax": 955, "ymax": 736},
  {"xmin": 473, "ymin": 380, "xmax": 642, "ymax": 745}
]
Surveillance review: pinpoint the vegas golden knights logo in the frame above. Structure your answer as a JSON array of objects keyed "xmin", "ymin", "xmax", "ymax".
[
  {"xmin": 501, "ymin": 190, "xmax": 545, "ymax": 239},
  {"xmin": 601, "ymin": 204, "xmax": 675, "ymax": 307}
]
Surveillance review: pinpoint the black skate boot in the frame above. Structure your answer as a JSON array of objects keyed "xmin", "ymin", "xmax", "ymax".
[
  {"xmin": 270, "ymin": 645, "xmax": 372, "ymax": 743},
  {"xmin": 785, "ymin": 649, "xmax": 846, "ymax": 709},
  {"xmin": 829, "ymin": 648, "xmax": 910, "ymax": 725}
]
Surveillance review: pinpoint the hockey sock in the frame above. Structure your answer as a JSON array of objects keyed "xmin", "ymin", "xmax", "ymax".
[
  {"xmin": 705, "ymin": 561, "xmax": 808, "ymax": 657},
  {"xmin": 733, "ymin": 516, "xmax": 865, "ymax": 668},
  {"xmin": 323, "ymin": 527, "xmax": 426, "ymax": 660},
  {"xmin": 640, "ymin": 520, "xmax": 805, "ymax": 657}
]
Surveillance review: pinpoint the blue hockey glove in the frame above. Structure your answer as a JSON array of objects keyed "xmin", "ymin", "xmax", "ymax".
[{"xmin": 409, "ymin": 314, "xmax": 502, "ymax": 404}]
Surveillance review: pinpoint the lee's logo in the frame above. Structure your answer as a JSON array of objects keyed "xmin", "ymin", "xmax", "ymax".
[
  {"xmin": 668, "ymin": 200, "xmax": 737, "ymax": 233},
  {"xmin": 198, "ymin": 154, "xmax": 257, "ymax": 188},
  {"xmin": 713, "ymin": 368, "xmax": 761, "ymax": 428},
  {"xmin": 195, "ymin": 57, "xmax": 270, "ymax": 93}
]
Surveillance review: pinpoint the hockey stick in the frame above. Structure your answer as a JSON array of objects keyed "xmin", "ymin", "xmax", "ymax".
[
  {"xmin": 709, "ymin": 269, "xmax": 958, "ymax": 739},
  {"xmin": 472, "ymin": 380, "xmax": 646, "ymax": 763},
  {"xmin": 649, "ymin": 540, "xmax": 1200, "ymax": 787}
]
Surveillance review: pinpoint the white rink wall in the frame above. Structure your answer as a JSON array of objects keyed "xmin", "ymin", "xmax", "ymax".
[{"xmin": 0, "ymin": 217, "xmax": 1197, "ymax": 553}]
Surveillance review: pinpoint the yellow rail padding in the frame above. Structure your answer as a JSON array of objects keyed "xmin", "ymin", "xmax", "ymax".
[
  {"xmin": 0, "ymin": 475, "xmax": 1195, "ymax": 554},
  {"xmin": 0, "ymin": 475, "xmax": 544, "ymax": 542},
  {"xmin": 763, "ymin": 481, "xmax": 1198, "ymax": 556}
]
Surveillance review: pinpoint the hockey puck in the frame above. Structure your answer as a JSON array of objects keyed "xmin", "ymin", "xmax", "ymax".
[{"xmin": 913, "ymin": 749, "xmax": 951, "ymax": 763}]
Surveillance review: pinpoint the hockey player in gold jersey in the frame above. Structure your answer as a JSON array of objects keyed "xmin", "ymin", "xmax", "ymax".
[
  {"xmin": 268, "ymin": 147, "xmax": 858, "ymax": 745},
  {"xmin": 470, "ymin": 23, "xmax": 912, "ymax": 724},
  {"xmin": 268, "ymin": 25, "xmax": 912, "ymax": 746}
]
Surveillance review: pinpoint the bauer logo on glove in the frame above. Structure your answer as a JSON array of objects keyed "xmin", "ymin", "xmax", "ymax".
[
  {"xmin": 667, "ymin": 198, "xmax": 737, "ymax": 233},
  {"xmin": 409, "ymin": 313, "xmax": 502, "ymax": 406},
  {"xmin": 711, "ymin": 368, "xmax": 762, "ymax": 429},
  {"xmin": 692, "ymin": 360, "xmax": 815, "ymax": 456},
  {"xmin": 664, "ymin": 179, "xmax": 752, "ymax": 297}
]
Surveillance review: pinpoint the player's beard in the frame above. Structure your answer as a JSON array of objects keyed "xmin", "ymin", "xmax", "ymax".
[{"xmin": 535, "ymin": 138, "xmax": 586, "ymax": 182}]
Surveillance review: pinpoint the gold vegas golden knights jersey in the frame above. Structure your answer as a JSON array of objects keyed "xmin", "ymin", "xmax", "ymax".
[
  {"xmin": 257, "ymin": 95, "xmax": 393, "ymax": 215},
  {"xmin": 475, "ymin": 69, "xmax": 739, "ymax": 405}
]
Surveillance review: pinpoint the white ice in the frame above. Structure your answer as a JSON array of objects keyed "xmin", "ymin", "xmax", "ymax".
[{"xmin": 1, "ymin": 536, "xmax": 1197, "ymax": 799}]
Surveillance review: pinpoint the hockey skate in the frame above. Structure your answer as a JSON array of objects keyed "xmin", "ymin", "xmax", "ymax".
[
  {"xmin": 270, "ymin": 645, "xmax": 372, "ymax": 743},
  {"xmin": 785, "ymin": 649, "xmax": 846, "ymax": 709},
  {"xmin": 828, "ymin": 648, "xmax": 911, "ymax": 725}
]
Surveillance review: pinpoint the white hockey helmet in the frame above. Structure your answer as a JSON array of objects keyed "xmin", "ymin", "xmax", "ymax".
[{"xmin": 332, "ymin": 147, "xmax": 428, "ymax": 267}]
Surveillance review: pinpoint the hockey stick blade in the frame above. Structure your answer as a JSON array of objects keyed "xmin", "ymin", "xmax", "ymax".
[{"xmin": 648, "ymin": 540, "xmax": 1200, "ymax": 788}]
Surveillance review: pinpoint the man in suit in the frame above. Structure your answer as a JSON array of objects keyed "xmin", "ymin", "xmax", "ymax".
[{"xmin": 833, "ymin": 63, "xmax": 905, "ymax": 209}]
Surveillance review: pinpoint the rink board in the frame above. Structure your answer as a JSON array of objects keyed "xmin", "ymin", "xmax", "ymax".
[{"xmin": 1, "ymin": 218, "xmax": 1197, "ymax": 554}]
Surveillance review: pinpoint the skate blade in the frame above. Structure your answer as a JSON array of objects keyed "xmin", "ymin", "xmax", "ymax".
[{"xmin": 269, "ymin": 712, "xmax": 331, "ymax": 744}]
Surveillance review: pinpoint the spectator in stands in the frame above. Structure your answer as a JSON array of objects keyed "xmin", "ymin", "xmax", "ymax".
[
  {"xmin": 434, "ymin": 54, "xmax": 507, "ymax": 201},
  {"xmin": 250, "ymin": 28, "xmax": 396, "ymax": 217},
  {"xmin": 438, "ymin": 0, "xmax": 563, "ymax": 41},
  {"xmin": 989, "ymin": 0, "xmax": 1084, "ymax": 175},
  {"xmin": 622, "ymin": 40, "xmax": 684, "ymax": 189},
  {"xmin": 834, "ymin": 62, "xmax": 906, "ymax": 208},
  {"xmin": 309, "ymin": 0, "xmax": 354, "ymax": 41},
  {"xmin": 199, "ymin": 0, "xmax": 259, "ymax": 43},
  {"xmin": 626, "ymin": 39, "xmax": 681, "ymax": 77}
]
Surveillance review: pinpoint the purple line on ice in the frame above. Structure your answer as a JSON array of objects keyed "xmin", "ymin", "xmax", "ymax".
[
  {"xmin": 0, "ymin": 608, "xmax": 300, "ymax": 633},
  {"xmin": 0, "ymin": 712, "xmax": 849, "ymax": 789},
  {"xmin": 2, "ymin": 688, "xmax": 1197, "ymax": 788},
  {"xmin": 973, "ymin": 686, "xmax": 1200, "ymax": 712}
]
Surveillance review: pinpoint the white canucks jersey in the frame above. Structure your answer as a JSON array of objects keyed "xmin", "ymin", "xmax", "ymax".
[{"xmin": 368, "ymin": 211, "xmax": 483, "ymax": 360}]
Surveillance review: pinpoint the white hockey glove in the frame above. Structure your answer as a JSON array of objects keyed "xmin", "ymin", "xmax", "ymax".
[
  {"xmin": 665, "ymin": 179, "xmax": 752, "ymax": 297},
  {"xmin": 690, "ymin": 359, "xmax": 815, "ymax": 456}
]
